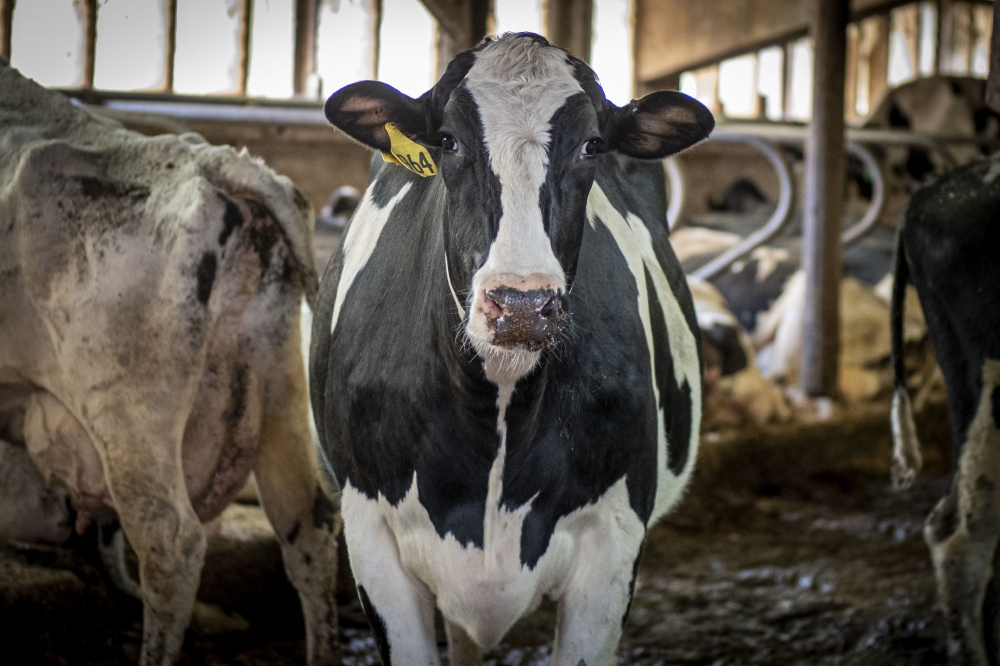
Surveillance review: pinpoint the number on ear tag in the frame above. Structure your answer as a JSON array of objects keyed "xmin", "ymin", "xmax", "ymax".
[{"xmin": 381, "ymin": 123, "xmax": 438, "ymax": 177}]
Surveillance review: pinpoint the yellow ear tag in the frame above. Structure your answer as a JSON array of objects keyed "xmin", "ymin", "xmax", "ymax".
[{"xmin": 381, "ymin": 122, "xmax": 438, "ymax": 177}]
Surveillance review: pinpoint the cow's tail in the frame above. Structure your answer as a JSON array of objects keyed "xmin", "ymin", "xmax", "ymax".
[{"xmin": 890, "ymin": 228, "xmax": 922, "ymax": 490}]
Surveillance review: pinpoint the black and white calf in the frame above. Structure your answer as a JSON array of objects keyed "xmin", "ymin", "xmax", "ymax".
[
  {"xmin": 312, "ymin": 33, "xmax": 713, "ymax": 665},
  {"xmin": 891, "ymin": 151, "xmax": 1000, "ymax": 665}
]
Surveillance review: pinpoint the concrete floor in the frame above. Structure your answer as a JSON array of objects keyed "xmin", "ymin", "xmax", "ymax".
[{"xmin": 0, "ymin": 400, "xmax": 954, "ymax": 665}]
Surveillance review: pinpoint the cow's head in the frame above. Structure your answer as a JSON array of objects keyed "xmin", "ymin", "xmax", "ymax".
[{"xmin": 325, "ymin": 33, "xmax": 713, "ymax": 379}]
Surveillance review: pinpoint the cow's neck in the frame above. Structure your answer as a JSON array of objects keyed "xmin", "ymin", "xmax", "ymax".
[{"xmin": 434, "ymin": 239, "xmax": 546, "ymax": 445}]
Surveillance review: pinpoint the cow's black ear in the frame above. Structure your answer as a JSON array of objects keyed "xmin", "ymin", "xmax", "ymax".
[
  {"xmin": 324, "ymin": 81, "xmax": 427, "ymax": 152},
  {"xmin": 605, "ymin": 91, "xmax": 714, "ymax": 159}
]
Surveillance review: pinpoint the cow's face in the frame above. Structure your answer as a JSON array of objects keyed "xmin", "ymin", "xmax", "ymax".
[{"xmin": 325, "ymin": 33, "xmax": 713, "ymax": 379}]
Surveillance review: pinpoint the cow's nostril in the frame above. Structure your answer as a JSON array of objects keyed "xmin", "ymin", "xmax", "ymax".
[
  {"xmin": 539, "ymin": 295, "xmax": 561, "ymax": 319},
  {"xmin": 481, "ymin": 291, "xmax": 503, "ymax": 319}
]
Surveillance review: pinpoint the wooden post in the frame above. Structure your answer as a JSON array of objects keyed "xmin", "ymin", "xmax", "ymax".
[
  {"xmin": 544, "ymin": 0, "xmax": 592, "ymax": 63},
  {"xmin": 800, "ymin": 0, "xmax": 848, "ymax": 397},
  {"xmin": 424, "ymin": 0, "xmax": 489, "ymax": 77},
  {"xmin": 164, "ymin": 0, "xmax": 176, "ymax": 92},
  {"xmin": 783, "ymin": 41, "xmax": 796, "ymax": 120},
  {"xmin": 81, "ymin": 0, "xmax": 97, "ymax": 88},
  {"xmin": 937, "ymin": 0, "xmax": 953, "ymax": 73},
  {"xmin": 987, "ymin": 0, "xmax": 999, "ymax": 112},
  {"xmin": 238, "ymin": 0, "xmax": 252, "ymax": 95},
  {"xmin": 371, "ymin": 0, "xmax": 382, "ymax": 79},
  {"xmin": 294, "ymin": 0, "xmax": 318, "ymax": 97},
  {"xmin": 0, "ymin": 0, "xmax": 13, "ymax": 63}
]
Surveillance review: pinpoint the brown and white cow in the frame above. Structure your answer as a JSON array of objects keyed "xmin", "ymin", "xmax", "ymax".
[{"xmin": 0, "ymin": 63, "xmax": 339, "ymax": 665}]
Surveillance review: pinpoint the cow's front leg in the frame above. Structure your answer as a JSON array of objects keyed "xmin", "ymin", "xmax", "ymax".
[
  {"xmin": 551, "ymin": 482, "xmax": 646, "ymax": 666},
  {"xmin": 254, "ymin": 363, "xmax": 340, "ymax": 665},
  {"xmin": 341, "ymin": 483, "xmax": 440, "ymax": 665},
  {"xmin": 925, "ymin": 359, "xmax": 1000, "ymax": 666}
]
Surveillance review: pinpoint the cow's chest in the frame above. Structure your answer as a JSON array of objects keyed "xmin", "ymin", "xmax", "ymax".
[{"xmin": 340, "ymin": 461, "xmax": 644, "ymax": 648}]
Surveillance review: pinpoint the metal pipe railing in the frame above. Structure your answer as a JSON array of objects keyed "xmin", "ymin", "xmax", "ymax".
[{"xmin": 690, "ymin": 135, "xmax": 795, "ymax": 281}]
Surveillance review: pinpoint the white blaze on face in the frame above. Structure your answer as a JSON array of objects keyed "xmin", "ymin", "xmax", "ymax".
[{"xmin": 463, "ymin": 37, "xmax": 584, "ymax": 378}]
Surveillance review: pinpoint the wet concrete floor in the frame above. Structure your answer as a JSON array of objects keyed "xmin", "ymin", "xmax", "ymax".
[{"xmin": 1, "ymin": 402, "xmax": 953, "ymax": 665}]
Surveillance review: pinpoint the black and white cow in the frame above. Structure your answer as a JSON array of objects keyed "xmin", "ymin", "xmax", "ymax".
[
  {"xmin": 890, "ymin": 150, "xmax": 1000, "ymax": 665},
  {"xmin": 312, "ymin": 33, "xmax": 712, "ymax": 664}
]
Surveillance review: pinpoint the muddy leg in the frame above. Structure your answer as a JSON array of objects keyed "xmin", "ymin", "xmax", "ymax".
[
  {"xmin": 104, "ymin": 447, "xmax": 207, "ymax": 666},
  {"xmin": 254, "ymin": 383, "xmax": 340, "ymax": 665},
  {"xmin": 446, "ymin": 620, "xmax": 483, "ymax": 666},
  {"xmin": 925, "ymin": 359, "xmax": 1000, "ymax": 666}
]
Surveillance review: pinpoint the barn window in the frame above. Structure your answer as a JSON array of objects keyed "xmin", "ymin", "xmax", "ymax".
[
  {"xmin": 316, "ymin": 0, "xmax": 375, "ymax": 99},
  {"xmin": 377, "ymin": 0, "xmax": 435, "ymax": 98},
  {"xmin": 591, "ymin": 0, "xmax": 632, "ymax": 106},
  {"xmin": 787, "ymin": 37, "xmax": 813, "ymax": 121},
  {"xmin": 917, "ymin": 1, "xmax": 937, "ymax": 77},
  {"xmin": 718, "ymin": 54, "xmax": 758, "ymax": 118},
  {"xmin": 173, "ymin": 0, "xmax": 245, "ymax": 95},
  {"xmin": 10, "ymin": 0, "xmax": 87, "ymax": 88},
  {"xmin": 93, "ymin": 0, "xmax": 168, "ymax": 91},
  {"xmin": 969, "ymin": 3, "xmax": 992, "ymax": 78},
  {"xmin": 493, "ymin": 0, "xmax": 543, "ymax": 35},
  {"xmin": 247, "ymin": 0, "xmax": 296, "ymax": 98},
  {"xmin": 757, "ymin": 46, "xmax": 784, "ymax": 121},
  {"xmin": 679, "ymin": 65, "xmax": 719, "ymax": 115},
  {"xmin": 887, "ymin": 4, "xmax": 919, "ymax": 86}
]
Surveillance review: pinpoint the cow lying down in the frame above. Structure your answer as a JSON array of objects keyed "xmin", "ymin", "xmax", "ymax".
[
  {"xmin": 672, "ymin": 226, "xmax": 929, "ymax": 407},
  {"xmin": 0, "ymin": 63, "xmax": 339, "ymax": 665}
]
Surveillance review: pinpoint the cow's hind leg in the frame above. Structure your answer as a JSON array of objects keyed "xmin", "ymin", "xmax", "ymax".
[
  {"xmin": 253, "ymin": 372, "xmax": 340, "ymax": 665},
  {"xmin": 925, "ymin": 359, "xmax": 1000, "ymax": 666},
  {"xmin": 342, "ymin": 484, "xmax": 440, "ymax": 665},
  {"xmin": 104, "ymin": 439, "xmax": 206, "ymax": 666}
]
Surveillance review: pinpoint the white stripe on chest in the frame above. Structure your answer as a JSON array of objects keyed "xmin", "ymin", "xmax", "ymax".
[
  {"xmin": 586, "ymin": 183, "xmax": 702, "ymax": 524},
  {"xmin": 329, "ymin": 181, "xmax": 412, "ymax": 334}
]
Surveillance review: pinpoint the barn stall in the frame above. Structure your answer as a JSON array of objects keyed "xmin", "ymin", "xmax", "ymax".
[{"xmin": 0, "ymin": 0, "xmax": 997, "ymax": 664}]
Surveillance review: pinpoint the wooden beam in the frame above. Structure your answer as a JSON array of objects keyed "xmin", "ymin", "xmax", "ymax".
[
  {"xmin": 545, "ymin": 0, "xmax": 592, "ymax": 63},
  {"xmin": 0, "ymin": 0, "xmax": 13, "ymax": 63},
  {"xmin": 81, "ymin": 0, "xmax": 97, "ymax": 88},
  {"xmin": 294, "ymin": 0, "xmax": 318, "ymax": 97},
  {"xmin": 637, "ymin": 0, "xmax": 928, "ymax": 88},
  {"xmin": 164, "ymin": 0, "xmax": 176, "ymax": 92},
  {"xmin": 424, "ymin": 0, "xmax": 488, "ymax": 76},
  {"xmin": 800, "ymin": 0, "xmax": 848, "ymax": 397},
  {"xmin": 783, "ymin": 41, "xmax": 796, "ymax": 120},
  {"xmin": 988, "ymin": 1, "xmax": 999, "ymax": 112},
  {"xmin": 238, "ymin": 0, "xmax": 252, "ymax": 95}
]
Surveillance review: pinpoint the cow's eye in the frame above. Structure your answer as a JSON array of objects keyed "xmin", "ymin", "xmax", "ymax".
[
  {"xmin": 441, "ymin": 134, "xmax": 458, "ymax": 152},
  {"xmin": 580, "ymin": 138, "xmax": 603, "ymax": 157}
]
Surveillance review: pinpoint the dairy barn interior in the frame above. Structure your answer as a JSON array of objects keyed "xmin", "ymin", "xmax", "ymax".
[{"xmin": 0, "ymin": 0, "xmax": 998, "ymax": 664}]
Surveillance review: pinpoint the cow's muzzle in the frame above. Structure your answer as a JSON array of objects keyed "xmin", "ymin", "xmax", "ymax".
[{"xmin": 485, "ymin": 286, "xmax": 568, "ymax": 350}]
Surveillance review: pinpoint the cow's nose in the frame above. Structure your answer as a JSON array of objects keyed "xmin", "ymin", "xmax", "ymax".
[{"xmin": 485, "ymin": 286, "xmax": 567, "ymax": 350}]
